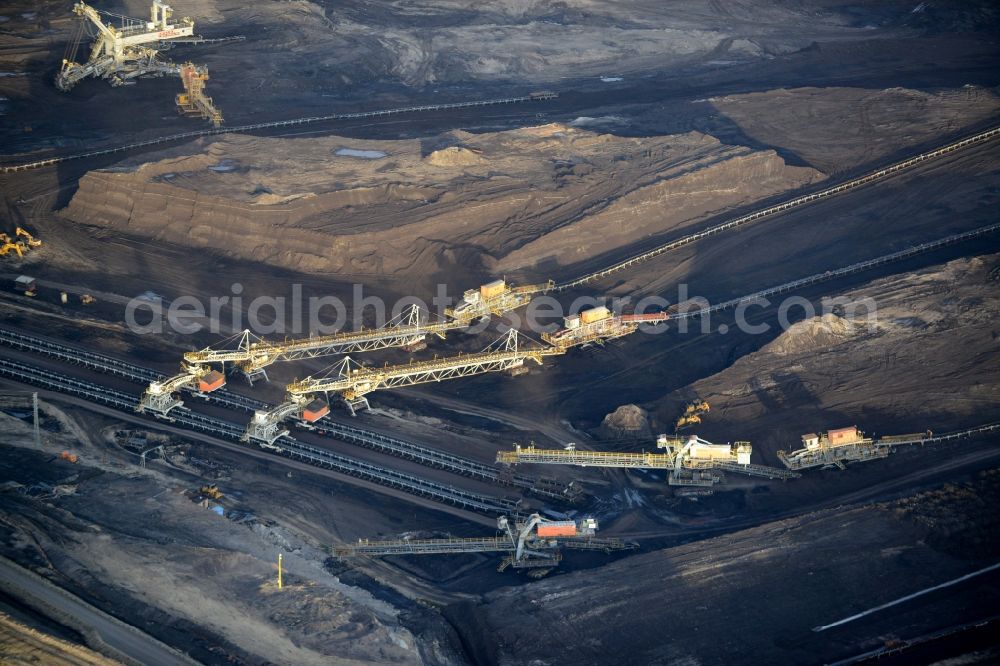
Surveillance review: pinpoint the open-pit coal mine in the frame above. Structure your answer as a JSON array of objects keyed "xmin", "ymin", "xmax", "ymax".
[{"xmin": 0, "ymin": 1, "xmax": 998, "ymax": 664}]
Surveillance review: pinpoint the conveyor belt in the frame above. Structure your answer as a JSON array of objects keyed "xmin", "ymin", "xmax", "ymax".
[{"xmin": 0, "ymin": 357, "xmax": 517, "ymax": 515}]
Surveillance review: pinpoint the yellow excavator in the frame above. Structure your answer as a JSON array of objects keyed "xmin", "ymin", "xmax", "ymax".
[
  {"xmin": 675, "ymin": 400, "xmax": 710, "ymax": 431},
  {"xmin": 15, "ymin": 227, "xmax": 41, "ymax": 248},
  {"xmin": 0, "ymin": 233, "xmax": 24, "ymax": 258},
  {"xmin": 0, "ymin": 228, "xmax": 41, "ymax": 258}
]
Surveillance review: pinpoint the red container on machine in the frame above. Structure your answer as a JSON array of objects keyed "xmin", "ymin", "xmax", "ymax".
[
  {"xmin": 198, "ymin": 370, "xmax": 226, "ymax": 393},
  {"xmin": 620, "ymin": 312, "xmax": 669, "ymax": 324},
  {"xmin": 302, "ymin": 399, "xmax": 330, "ymax": 423},
  {"xmin": 536, "ymin": 521, "xmax": 577, "ymax": 537}
]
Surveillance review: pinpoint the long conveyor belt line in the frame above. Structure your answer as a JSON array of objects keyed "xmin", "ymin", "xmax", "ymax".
[
  {"xmin": 269, "ymin": 437, "xmax": 519, "ymax": 514},
  {"xmin": 876, "ymin": 424, "xmax": 1000, "ymax": 447},
  {"xmin": 313, "ymin": 421, "xmax": 537, "ymax": 488},
  {"xmin": 0, "ymin": 357, "xmax": 138, "ymax": 409},
  {"xmin": 0, "ymin": 328, "xmax": 532, "ymax": 484},
  {"xmin": 335, "ymin": 536, "xmax": 513, "ymax": 556},
  {"xmin": 671, "ymin": 222, "xmax": 1000, "ymax": 318},
  {"xmin": 1, "ymin": 94, "xmax": 557, "ymax": 173},
  {"xmin": 0, "ymin": 327, "xmax": 266, "ymax": 411},
  {"xmin": 554, "ymin": 125, "xmax": 1000, "ymax": 290},
  {"xmin": 0, "ymin": 357, "xmax": 517, "ymax": 514},
  {"xmin": 334, "ymin": 534, "xmax": 630, "ymax": 556},
  {"xmin": 0, "ymin": 327, "xmax": 161, "ymax": 381},
  {"xmin": 497, "ymin": 448, "xmax": 677, "ymax": 468},
  {"xmin": 710, "ymin": 460, "xmax": 799, "ymax": 480}
]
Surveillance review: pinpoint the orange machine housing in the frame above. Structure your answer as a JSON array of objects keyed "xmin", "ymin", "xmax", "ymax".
[
  {"xmin": 480, "ymin": 279, "xmax": 506, "ymax": 299},
  {"xmin": 302, "ymin": 399, "xmax": 330, "ymax": 423},
  {"xmin": 198, "ymin": 370, "xmax": 226, "ymax": 393},
  {"xmin": 536, "ymin": 521, "xmax": 577, "ymax": 537},
  {"xmin": 827, "ymin": 426, "xmax": 861, "ymax": 446},
  {"xmin": 580, "ymin": 306, "xmax": 611, "ymax": 324}
]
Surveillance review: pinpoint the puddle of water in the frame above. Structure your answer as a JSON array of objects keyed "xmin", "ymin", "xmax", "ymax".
[
  {"xmin": 335, "ymin": 148, "xmax": 387, "ymax": 159},
  {"xmin": 207, "ymin": 159, "xmax": 239, "ymax": 172},
  {"xmin": 569, "ymin": 116, "xmax": 627, "ymax": 128}
]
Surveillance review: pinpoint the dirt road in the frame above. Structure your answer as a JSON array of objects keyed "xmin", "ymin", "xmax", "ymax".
[{"xmin": 0, "ymin": 556, "xmax": 198, "ymax": 666}]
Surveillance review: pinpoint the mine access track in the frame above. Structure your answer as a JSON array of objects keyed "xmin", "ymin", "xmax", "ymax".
[
  {"xmin": 0, "ymin": 356, "xmax": 518, "ymax": 515},
  {"xmin": 554, "ymin": 124, "xmax": 1000, "ymax": 290},
  {"xmin": 0, "ymin": 327, "xmax": 550, "ymax": 496},
  {"xmin": 0, "ymin": 93, "xmax": 558, "ymax": 173}
]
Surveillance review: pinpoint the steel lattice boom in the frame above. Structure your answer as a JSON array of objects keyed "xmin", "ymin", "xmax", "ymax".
[
  {"xmin": 141, "ymin": 306, "xmax": 466, "ymax": 418},
  {"xmin": 183, "ymin": 306, "xmax": 462, "ymax": 379},
  {"xmin": 333, "ymin": 514, "xmax": 636, "ymax": 572},
  {"xmin": 498, "ymin": 435, "xmax": 799, "ymax": 486},
  {"xmin": 244, "ymin": 330, "xmax": 563, "ymax": 444},
  {"xmin": 286, "ymin": 329, "xmax": 564, "ymax": 402}
]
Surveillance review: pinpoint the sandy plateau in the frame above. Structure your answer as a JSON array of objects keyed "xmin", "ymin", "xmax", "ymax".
[
  {"xmin": 56, "ymin": 84, "xmax": 1000, "ymax": 290},
  {"xmin": 60, "ymin": 125, "xmax": 822, "ymax": 281}
]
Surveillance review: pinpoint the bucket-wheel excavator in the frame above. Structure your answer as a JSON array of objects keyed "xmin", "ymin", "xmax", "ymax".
[{"xmin": 56, "ymin": 1, "xmax": 225, "ymax": 126}]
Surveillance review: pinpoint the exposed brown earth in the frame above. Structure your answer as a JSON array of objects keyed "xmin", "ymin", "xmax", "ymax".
[
  {"xmin": 0, "ymin": 611, "xmax": 120, "ymax": 666},
  {"xmin": 712, "ymin": 86, "xmax": 1000, "ymax": 173},
  {"xmin": 653, "ymin": 253, "xmax": 1000, "ymax": 462},
  {"xmin": 59, "ymin": 126, "xmax": 822, "ymax": 282}
]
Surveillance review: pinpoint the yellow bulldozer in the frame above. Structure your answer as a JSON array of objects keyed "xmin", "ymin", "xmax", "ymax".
[
  {"xmin": 675, "ymin": 400, "xmax": 710, "ymax": 431},
  {"xmin": 200, "ymin": 484, "xmax": 224, "ymax": 500}
]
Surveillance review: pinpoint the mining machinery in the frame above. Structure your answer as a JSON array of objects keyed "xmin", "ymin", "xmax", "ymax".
[
  {"xmin": 141, "ymin": 306, "xmax": 466, "ymax": 417},
  {"xmin": 244, "ymin": 329, "xmax": 564, "ymax": 445},
  {"xmin": 777, "ymin": 426, "xmax": 885, "ymax": 470},
  {"xmin": 185, "ymin": 305, "xmax": 463, "ymax": 384},
  {"xmin": 675, "ymin": 400, "xmax": 710, "ymax": 431},
  {"xmin": 498, "ymin": 434, "xmax": 799, "ymax": 487},
  {"xmin": 136, "ymin": 363, "xmax": 225, "ymax": 418},
  {"xmin": 56, "ymin": 1, "xmax": 225, "ymax": 126},
  {"xmin": 333, "ymin": 513, "xmax": 636, "ymax": 575},
  {"xmin": 242, "ymin": 395, "xmax": 320, "ymax": 448},
  {"xmin": 446, "ymin": 278, "xmax": 555, "ymax": 323},
  {"xmin": 175, "ymin": 62, "xmax": 222, "ymax": 126},
  {"xmin": 14, "ymin": 228, "xmax": 41, "ymax": 249},
  {"xmin": 776, "ymin": 425, "xmax": 951, "ymax": 470},
  {"xmin": 199, "ymin": 483, "xmax": 224, "ymax": 500},
  {"xmin": 0, "ymin": 234, "xmax": 24, "ymax": 258},
  {"xmin": 542, "ymin": 306, "xmax": 670, "ymax": 349},
  {"xmin": 0, "ymin": 228, "xmax": 42, "ymax": 259}
]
